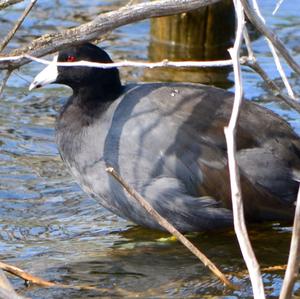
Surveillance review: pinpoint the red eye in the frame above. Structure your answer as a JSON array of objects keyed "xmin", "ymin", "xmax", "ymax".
[{"xmin": 67, "ymin": 55, "xmax": 76, "ymax": 62}]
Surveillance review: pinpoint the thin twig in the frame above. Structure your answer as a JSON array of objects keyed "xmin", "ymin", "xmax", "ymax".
[
  {"xmin": 240, "ymin": 57, "xmax": 300, "ymax": 113},
  {"xmin": 272, "ymin": 0, "xmax": 284, "ymax": 15},
  {"xmin": 0, "ymin": 261, "xmax": 137, "ymax": 296},
  {"xmin": 0, "ymin": 0, "xmax": 23, "ymax": 10},
  {"xmin": 0, "ymin": 69, "xmax": 12, "ymax": 99},
  {"xmin": 106, "ymin": 167, "xmax": 238, "ymax": 290},
  {"xmin": 251, "ymin": 0, "xmax": 295, "ymax": 100},
  {"xmin": 0, "ymin": 0, "xmax": 37, "ymax": 52},
  {"xmin": 0, "ymin": 53, "xmax": 233, "ymax": 68},
  {"xmin": 243, "ymin": 0, "xmax": 296, "ymax": 100},
  {"xmin": 262, "ymin": 265, "xmax": 287, "ymax": 272},
  {"xmin": 279, "ymin": 186, "xmax": 300, "ymax": 299},
  {"xmin": 239, "ymin": 0, "xmax": 300, "ymax": 75},
  {"xmin": 224, "ymin": 1, "xmax": 265, "ymax": 298},
  {"xmin": 242, "ymin": 27, "xmax": 254, "ymax": 60},
  {"xmin": 240, "ymin": 26, "xmax": 298, "ymax": 110}
]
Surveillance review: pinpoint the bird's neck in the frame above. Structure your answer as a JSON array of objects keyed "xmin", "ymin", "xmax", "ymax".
[
  {"xmin": 74, "ymin": 79, "xmax": 122, "ymax": 107},
  {"xmin": 58, "ymin": 82, "xmax": 123, "ymax": 131}
]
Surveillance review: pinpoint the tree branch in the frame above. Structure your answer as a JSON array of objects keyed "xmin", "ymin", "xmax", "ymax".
[
  {"xmin": 240, "ymin": 0, "xmax": 300, "ymax": 75},
  {"xmin": 241, "ymin": 57, "xmax": 300, "ymax": 113},
  {"xmin": 0, "ymin": 0, "xmax": 221, "ymax": 70},
  {"xmin": 250, "ymin": 0, "xmax": 295, "ymax": 99},
  {"xmin": 0, "ymin": 0, "xmax": 37, "ymax": 52},
  {"xmin": 0, "ymin": 0, "xmax": 23, "ymax": 10},
  {"xmin": 0, "ymin": 69, "xmax": 12, "ymax": 99},
  {"xmin": 241, "ymin": 21, "xmax": 299, "ymax": 105},
  {"xmin": 224, "ymin": 1, "xmax": 265, "ymax": 298},
  {"xmin": 272, "ymin": 0, "xmax": 284, "ymax": 15}
]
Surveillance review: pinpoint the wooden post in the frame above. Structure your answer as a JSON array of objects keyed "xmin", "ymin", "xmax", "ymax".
[{"xmin": 145, "ymin": 0, "xmax": 235, "ymax": 86}]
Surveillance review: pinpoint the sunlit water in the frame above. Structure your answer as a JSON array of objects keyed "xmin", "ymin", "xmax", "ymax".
[{"xmin": 0, "ymin": 1, "xmax": 300, "ymax": 298}]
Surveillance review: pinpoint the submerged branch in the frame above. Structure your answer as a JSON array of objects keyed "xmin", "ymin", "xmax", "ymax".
[
  {"xmin": 0, "ymin": 69, "xmax": 12, "ymax": 99},
  {"xmin": 0, "ymin": 261, "xmax": 58, "ymax": 288},
  {"xmin": 0, "ymin": 261, "xmax": 138, "ymax": 297}
]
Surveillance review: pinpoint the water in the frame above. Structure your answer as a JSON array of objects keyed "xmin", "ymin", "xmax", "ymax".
[{"xmin": 0, "ymin": 0, "xmax": 300, "ymax": 298}]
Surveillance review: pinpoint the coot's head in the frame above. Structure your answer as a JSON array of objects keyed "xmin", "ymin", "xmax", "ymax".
[{"xmin": 29, "ymin": 43, "xmax": 122, "ymax": 93}]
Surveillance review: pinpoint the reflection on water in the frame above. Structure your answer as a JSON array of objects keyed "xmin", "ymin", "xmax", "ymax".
[{"xmin": 0, "ymin": 0, "xmax": 300, "ymax": 298}]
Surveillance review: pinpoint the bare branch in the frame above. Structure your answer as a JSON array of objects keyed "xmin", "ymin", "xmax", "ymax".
[
  {"xmin": 0, "ymin": 0, "xmax": 23, "ymax": 10},
  {"xmin": 242, "ymin": 28, "xmax": 255, "ymax": 60},
  {"xmin": 242, "ymin": 20, "xmax": 299, "ymax": 109},
  {"xmin": 0, "ymin": 261, "xmax": 56, "ymax": 287},
  {"xmin": 240, "ymin": 0, "xmax": 300, "ymax": 75},
  {"xmin": 106, "ymin": 167, "xmax": 238, "ymax": 290},
  {"xmin": 224, "ymin": 1, "xmax": 265, "ymax": 298},
  {"xmin": 0, "ymin": 53, "xmax": 233, "ymax": 68},
  {"xmin": 240, "ymin": 57, "xmax": 300, "ymax": 113},
  {"xmin": 279, "ymin": 187, "xmax": 300, "ymax": 299},
  {"xmin": 250, "ymin": 0, "xmax": 295, "ymax": 100},
  {"xmin": 0, "ymin": 0, "xmax": 221, "ymax": 70},
  {"xmin": 272, "ymin": 0, "xmax": 284, "ymax": 15},
  {"xmin": 0, "ymin": 69, "xmax": 12, "ymax": 99},
  {"xmin": 0, "ymin": 261, "xmax": 98, "ymax": 291},
  {"xmin": 0, "ymin": 0, "xmax": 37, "ymax": 52}
]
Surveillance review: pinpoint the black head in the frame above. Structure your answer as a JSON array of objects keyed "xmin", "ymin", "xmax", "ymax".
[
  {"xmin": 56, "ymin": 43, "xmax": 121, "ymax": 91},
  {"xmin": 30, "ymin": 43, "xmax": 122, "ymax": 101}
]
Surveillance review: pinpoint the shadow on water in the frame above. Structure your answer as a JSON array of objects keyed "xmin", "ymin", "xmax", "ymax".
[{"xmin": 0, "ymin": 0, "xmax": 300, "ymax": 298}]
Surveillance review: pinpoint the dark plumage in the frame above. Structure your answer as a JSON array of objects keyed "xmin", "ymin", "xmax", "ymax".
[{"xmin": 29, "ymin": 43, "xmax": 299, "ymax": 232}]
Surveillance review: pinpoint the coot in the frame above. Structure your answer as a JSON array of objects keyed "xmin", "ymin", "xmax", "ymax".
[{"xmin": 29, "ymin": 43, "xmax": 299, "ymax": 232}]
